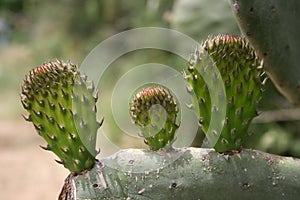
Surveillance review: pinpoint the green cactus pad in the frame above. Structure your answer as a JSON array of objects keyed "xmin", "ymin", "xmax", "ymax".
[
  {"xmin": 130, "ymin": 86, "xmax": 179, "ymax": 151},
  {"xmin": 230, "ymin": 0, "xmax": 300, "ymax": 104},
  {"xmin": 21, "ymin": 60, "xmax": 101, "ymax": 172},
  {"xmin": 186, "ymin": 35, "xmax": 265, "ymax": 153}
]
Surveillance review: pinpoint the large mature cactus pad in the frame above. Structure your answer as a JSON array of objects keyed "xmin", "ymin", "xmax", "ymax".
[
  {"xmin": 229, "ymin": 0, "xmax": 300, "ymax": 105},
  {"xmin": 59, "ymin": 148, "xmax": 300, "ymax": 200}
]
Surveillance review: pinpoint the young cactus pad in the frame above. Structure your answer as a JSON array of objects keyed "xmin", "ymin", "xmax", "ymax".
[
  {"xmin": 186, "ymin": 35, "xmax": 265, "ymax": 152},
  {"xmin": 129, "ymin": 86, "xmax": 179, "ymax": 150},
  {"xmin": 21, "ymin": 60, "xmax": 102, "ymax": 172}
]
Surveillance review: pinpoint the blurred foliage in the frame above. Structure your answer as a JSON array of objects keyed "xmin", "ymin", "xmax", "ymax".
[
  {"xmin": 170, "ymin": 0, "xmax": 240, "ymax": 41},
  {"xmin": 0, "ymin": 0, "xmax": 299, "ymax": 157}
]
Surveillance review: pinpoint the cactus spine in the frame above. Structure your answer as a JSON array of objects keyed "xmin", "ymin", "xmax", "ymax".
[
  {"xmin": 186, "ymin": 35, "xmax": 265, "ymax": 152},
  {"xmin": 21, "ymin": 60, "xmax": 101, "ymax": 172},
  {"xmin": 130, "ymin": 86, "xmax": 179, "ymax": 150}
]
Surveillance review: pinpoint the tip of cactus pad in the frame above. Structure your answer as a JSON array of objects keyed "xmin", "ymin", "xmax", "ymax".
[{"xmin": 21, "ymin": 60, "xmax": 102, "ymax": 172}]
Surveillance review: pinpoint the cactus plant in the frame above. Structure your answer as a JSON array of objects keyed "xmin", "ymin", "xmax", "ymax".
[
  {"xmin": 61, "ymin": 148, "xmax": 300, "ymax": 200},
  {"xmin": 20, "ymin": 59, "xmax": 300, "ymax": 200},
  {"xmin": 186, "ymin": 35, "xmax": 265, "ymax": 152},
  {"xmin": 129, "ymin": 86, "xmax": 179, "ymax": 150},
  {"xmin": 229, "ymin": 0, "xmax": 300, "ymax": 105},
  {"xmin": 21, "ymin": 60, "xmax": 102, "ymax": 173}
]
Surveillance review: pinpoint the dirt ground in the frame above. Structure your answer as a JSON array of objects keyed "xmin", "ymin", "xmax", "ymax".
[{"xmin": 0, "ymin": 117, "xmax": 69, "ymax": 200}]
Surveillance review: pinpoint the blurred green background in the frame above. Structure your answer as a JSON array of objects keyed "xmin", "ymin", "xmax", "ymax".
[{"xmin": 1, "ymin": 0, "xmax": 300, "ymax": 199}]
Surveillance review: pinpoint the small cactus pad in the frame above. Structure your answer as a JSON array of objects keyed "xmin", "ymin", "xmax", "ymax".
[
  {"xmin": 130, "ymin": 86, "xmax": 179, "ymax": 150},
  {"xmin": 21, "ymin": 60, "xmax": 101, "ymax": 172},
  {"xmin": 186, "ymin": 35, "xmax": 265, "ymax": 152}
]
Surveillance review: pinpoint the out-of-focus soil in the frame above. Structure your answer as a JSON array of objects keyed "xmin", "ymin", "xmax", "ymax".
[{"xmin": 0, "ymin": 118, "xmax": 69, "ymax": 200}]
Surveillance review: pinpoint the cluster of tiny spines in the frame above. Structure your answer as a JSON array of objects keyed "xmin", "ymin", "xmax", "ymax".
[
  {"xmin": 21, "ymin": 60, "xmax": 101, "ymax": 172},
  {"xmin": 130, "ymin": 87, "xmax": 179, "ymax": 151},
  {"xmin": 186, "ymin": 35, "xmax": 265, "ymax": 152}
]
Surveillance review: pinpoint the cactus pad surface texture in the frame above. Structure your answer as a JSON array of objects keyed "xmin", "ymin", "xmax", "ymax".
[{"xmin": 230, "ymin": 0, "xmax": 300, "ymax": 104}]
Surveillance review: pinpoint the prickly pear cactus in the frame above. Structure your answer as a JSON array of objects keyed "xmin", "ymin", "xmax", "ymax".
[
  {"xmin": 130, "ymin": 86, "xmax": 179, "ymax": 150},
  {"xmin": 21, "ymin": 60, "xmax": 102, "ymax": 172},
  {"xmin": 186, "ymin": 35, "xmax": 265, "ymax": 152},
  {"xmin": 229, "ymin": 0, "xmax": 300, "ymax": 104}
]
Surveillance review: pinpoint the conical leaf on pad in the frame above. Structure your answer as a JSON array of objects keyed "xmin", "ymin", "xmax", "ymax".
[
  {"xmin": 21, "ymin": 60, "xmax": 102, "ymax": 172},
  {"xmin": 186, "ymin": 35, "xmax": 266, "ymax": 153},
  {"xmin": 130, "ymin": 86, "xmax": 179, "ymax": 151}
]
